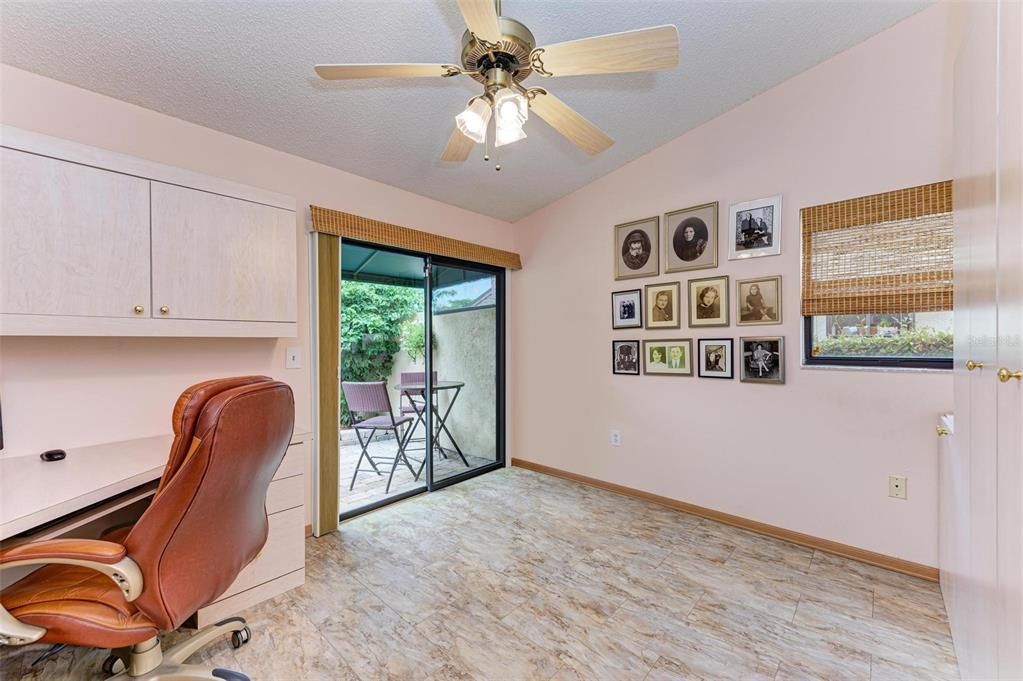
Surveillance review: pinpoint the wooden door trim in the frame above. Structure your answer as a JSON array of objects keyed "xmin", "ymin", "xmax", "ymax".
[{"xmin": 314, "ymin": 233, "xmax": 340, "ymax": 534}]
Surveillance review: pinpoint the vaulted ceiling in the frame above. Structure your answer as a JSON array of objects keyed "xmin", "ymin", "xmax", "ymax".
[{"xmin": 1, "ymin": 1, "xmax": 927, "ymax": 221}]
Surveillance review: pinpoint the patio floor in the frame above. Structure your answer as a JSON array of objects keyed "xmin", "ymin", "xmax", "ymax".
[{"xmin": 339, "ymin": 435, "xmax": 494, "ymax": 514}]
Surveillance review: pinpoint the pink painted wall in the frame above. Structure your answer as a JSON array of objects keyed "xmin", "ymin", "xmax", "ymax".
[
  {"xmin": 509, "ymin": 5, "xmax": 955, "ymax": 566},
  {"xmin": 0, "ymin": 65, "xmax": 515, "ymax": 521}
]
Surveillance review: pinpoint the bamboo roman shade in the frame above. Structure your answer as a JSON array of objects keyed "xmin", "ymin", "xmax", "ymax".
[
  {"xmin": 310, "ymin": 205, "xmax": 522, "ymax": 270},
  {"xmin": 801, "ymin": 180, "xmax": 952, "ymax": 316}
]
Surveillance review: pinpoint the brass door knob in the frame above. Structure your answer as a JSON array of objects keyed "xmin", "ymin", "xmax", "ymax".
[
  {"xmin": 159, "ymin": 306, "xmax": 170, "ymax": 315},
  {"xmin": 966, "ymin": 360, "xmax": 985, "ymax": 371},
  {"xmin": 998, "ymin": 368, "xmax": 1023, "ymax": 383},
  {"xmin": 133, "ymin": 305, "xmax": 145, "ymax": 314},
  {"xmin": 936, "ymin": 425, "xmax": 950, "ymax": 437}
]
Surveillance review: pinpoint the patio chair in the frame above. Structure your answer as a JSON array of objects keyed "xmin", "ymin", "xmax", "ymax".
[
  {"xmin": 342, "ymin": 381, "xmax": 417, "ymax": 493},
  {"xmin": 399, "ymin": 371, "xmax": 444, "ymax": 457}
]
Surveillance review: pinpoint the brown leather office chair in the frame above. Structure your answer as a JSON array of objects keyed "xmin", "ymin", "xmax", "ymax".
[{"xmin": 0, "ymin": 377, "xmax": 295, "ymax": 680}]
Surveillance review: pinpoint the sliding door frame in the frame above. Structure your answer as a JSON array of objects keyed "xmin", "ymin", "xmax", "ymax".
[
  {"xmin": 333, "ymin": 238, "xmax": 506, "ymax": 520},
  {"xmin": 425, "ymin": 254, "xmax": 506, "ymax": 492}
]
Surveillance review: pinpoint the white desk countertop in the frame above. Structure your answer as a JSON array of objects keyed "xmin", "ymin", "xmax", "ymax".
[{"xmin": 0, "ymin": 435, "xmax": 171, "ymax": 540}]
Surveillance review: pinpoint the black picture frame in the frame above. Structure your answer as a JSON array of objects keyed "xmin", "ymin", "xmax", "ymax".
[
  {"xmin": 611, "ymin": 289, "xmax": 643, "ymax": 329},
  {"xmin": 612, "ymin": 340, "xmax": 641, "ymax": 375},
  {"xmin": 697, "ymin": 338, "xmax": 734, "ymax": 379}
]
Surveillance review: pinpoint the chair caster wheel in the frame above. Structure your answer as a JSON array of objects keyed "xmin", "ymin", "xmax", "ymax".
[
  {"xmin": 101, "ymin": 653, "xmax": 123, "ymax": 676},
  {"xmin": 230, "ymin": 626, "xmax": 251, "ymax": 649}
]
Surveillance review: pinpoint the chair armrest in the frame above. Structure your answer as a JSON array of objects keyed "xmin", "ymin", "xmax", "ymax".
[
  {"xmin": 0, "ymin": 539, "xmax": 144, "ymax": 646},
  {"xmin": 0, "ymin": 539, "xmax": 126, "ymax": 566}
]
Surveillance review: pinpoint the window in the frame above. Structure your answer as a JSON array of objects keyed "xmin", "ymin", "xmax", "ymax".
[
  {"xmin": 432, "ymin": 276, "xmax": 496, "ymax": 314},
  {"xmin": 801, "ymin": 181, "xmax": 953, "ymax": 369}
]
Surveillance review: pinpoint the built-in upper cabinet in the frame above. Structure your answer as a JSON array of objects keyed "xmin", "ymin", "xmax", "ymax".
[
  {"xmin": 150, "ymin": 183, "xmax": 297, "ymax": 323},
  {"xmin": 1, "ymin": 148, "xmax": 151, "ymax": 318},
  {"xmin": 0, "ymin": 127, "xmax": 298, "ymax": 337}
]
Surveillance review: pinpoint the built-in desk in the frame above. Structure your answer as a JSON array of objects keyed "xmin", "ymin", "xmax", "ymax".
[
  {"xmin": 0, "ymin": 432, "xmax": 311, "ymax": 626},
  {"xmin": 0, "ymin": 435, "xmax": 170, "ymax": 541}
]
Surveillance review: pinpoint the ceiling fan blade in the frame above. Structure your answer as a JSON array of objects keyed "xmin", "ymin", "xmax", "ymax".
[
  {"xmin": 441, "ymin": 127, "xmax": 474, "ymax": 162},
  {"xmin": 529, "ymin": 91, "xmax": 614, "ymax": 156},
  {"xmin": 314, "ymin": 63, "xmax": 458, "ymax": 80},
  {"xmin": 530, "ymin": 25, "xmax": 678, "ymax": 77},
  {"xmin": 455, "ymin": 0, "xmax": 503, "ymax": 44}
]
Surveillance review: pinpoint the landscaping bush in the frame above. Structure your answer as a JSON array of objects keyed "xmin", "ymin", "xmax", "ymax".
[
  {"xmin": 815, "ymin": 327, "xmax": 953, "ymax": 357},
  {"xmin": 340, "ymin": 281, "xmax": 422, "ymax": 425}
]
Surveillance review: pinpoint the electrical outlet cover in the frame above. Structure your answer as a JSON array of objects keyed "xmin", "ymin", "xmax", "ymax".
[{"xmin": 888, "ymin": 475, "xmax": 907, "ymax": 500}]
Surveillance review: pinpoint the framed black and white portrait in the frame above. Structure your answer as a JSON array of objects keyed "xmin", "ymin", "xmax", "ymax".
[
  {"xmin": 737, "ymin": 276, "xmax": 782, "ymax": 325},
  {"xmin": 643, "ymin": 339, "xmax": 693, "ymax": 376},
  {"xmin": 612, "ymin": 289, "xmax": 642, "ymax": 329},
  {"xmin": 644, "ymin": 281, "xmax": 681, "ymax": 330},
  {"xmin": 612, "ymin": 340, "xmax": 641, "ymax": 375},
  {"xmin": 728, "ymin": 195, "xmax": 782, "ymax": 260},
  {"xmin": 740, "ymin": 336, "xmax": 785, "ymax": 384},
  {"xmin": 698, "ymin": 338, "xmax": 734, "ymax": 379},
  {"xmin": 688, "ymin": 275, "xmax": 729, "ymax": 327},
  {"xmin": 614, "ymin": 216, "xmax": 659, "ymax": 280},
  {"xmin": 665, "ymin": 202, "xmax": 718, "ymax": 273}
]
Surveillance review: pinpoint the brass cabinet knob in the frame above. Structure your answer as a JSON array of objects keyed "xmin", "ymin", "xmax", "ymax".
[
  {"xmin": 966, "ymin": 360, "xmax": 985, "ymax": 371},
  {"xmin": 936, "ymin": 425, "xmax": 950, "ymax": 437},
  {"xmin": 159, "ymin": 306, "xmax": 170, "ymax": 315},
  {"xmin": 133, "ymin": 305, "xmax": 145, "ymax": 314},
  {"xmin": 998, "ymin": 368, "xmax": 1023, "ymax": 383}
]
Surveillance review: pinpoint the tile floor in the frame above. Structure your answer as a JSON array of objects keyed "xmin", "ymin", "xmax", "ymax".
[
  {"xmin": 339, "ymin": 435, "xmax": 494, "ymax": 514},
  {"xmin": 1, "ymin": 467, "xmax": 959, "ymax": 680}
]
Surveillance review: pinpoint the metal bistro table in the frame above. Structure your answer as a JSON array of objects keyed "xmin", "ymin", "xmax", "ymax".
[{"xmin": 394, "ymin": 380, "xmax": 469, "ymax": 474}]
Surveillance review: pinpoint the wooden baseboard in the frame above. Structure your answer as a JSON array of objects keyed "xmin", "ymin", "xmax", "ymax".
[
  {"xmin": 304, "ymin": 524, "xmax": 313, "ymax": 538},
  {"xmin": 511, "ymin": 458, "xmax": 938, "ymax": 582}
]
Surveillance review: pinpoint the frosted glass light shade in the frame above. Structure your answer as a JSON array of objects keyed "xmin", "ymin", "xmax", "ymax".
[
  {"xmin": 493, "ymin": 88, "xmax": 528, "ymax": 128},
  {"xmin": 495, "ymin": 124, "xmax": 527, "ymax": 147},
  {"xmin": 455, "ymin": 99, "xmax": 492, "ymax": 144}
]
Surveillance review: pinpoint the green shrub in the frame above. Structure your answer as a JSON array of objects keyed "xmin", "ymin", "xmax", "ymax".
[
  {"xmin": 340, "ymin": 281, "xmax": 422, "ymax": 426},
  {"xmin": 816, "ymin": 327, "xmax": 953, "ymax": 357},
  {"xmin": 400, "ymin": 319, "xmax": 438, "ymax": 363}
]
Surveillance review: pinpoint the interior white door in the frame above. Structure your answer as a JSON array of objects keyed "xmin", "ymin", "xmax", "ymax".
[
  {"xmin": 951, "ymin": 4, "xmax": 1000, "ymax": 677},
  {"xmin": 0, "ymin": 148, "xmax": 151, "ymax": 318},
  {"xmin": 150, "ymin": 183, "xmax": 297, "ymax": 323},
  {"xmin": 994, "ymin": 3, "xmax": 1022, "ymax": 676}
]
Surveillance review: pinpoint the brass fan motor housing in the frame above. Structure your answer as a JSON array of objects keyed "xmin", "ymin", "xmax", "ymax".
[{"xmin": 460, "ymin": 16, "xmax": 536, "ymax": 84}]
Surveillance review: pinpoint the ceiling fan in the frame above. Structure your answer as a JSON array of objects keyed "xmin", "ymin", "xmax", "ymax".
[{"xmin": 314, "ymin": 0, "xmax": 679, "ymax": 170}]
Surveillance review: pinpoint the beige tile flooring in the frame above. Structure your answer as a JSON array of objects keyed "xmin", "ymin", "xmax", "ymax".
[{"xmin": 2, "ymin": 467, "xmax": 958, "ymax": 680}]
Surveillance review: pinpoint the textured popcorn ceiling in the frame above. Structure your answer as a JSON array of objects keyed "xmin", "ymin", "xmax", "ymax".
[{"xmin": 0, "ymin": 1, "xmax": 927, "ymax": 221}]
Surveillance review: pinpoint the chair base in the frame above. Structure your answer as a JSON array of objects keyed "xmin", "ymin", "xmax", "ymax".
[{"xmin": 105, "ymin": 617, "xmax": 250, "ymax": 680}]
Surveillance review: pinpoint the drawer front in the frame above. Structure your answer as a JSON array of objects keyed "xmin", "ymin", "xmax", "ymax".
[
  {"xmin": 197, "ymin": 568, "xmax": 304, "ymax": 628},
  {"xmin": 218, "ymin": 505, "xmax": 304, "ymax": 601},
  {"xmin": 274, "ymin": 440, "xmax": 307, "ymax": 480},
  {"xmin": 266, "ymin": 475, "xmax": 303, "ymax": 515}
]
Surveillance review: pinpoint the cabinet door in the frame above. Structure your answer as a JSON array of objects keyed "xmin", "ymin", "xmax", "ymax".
[
  {"xmin": 1, "ymin": 148, "xmax": 150, "ymax": 317},
  {"xmin": 150, "ymin": 183, "xmax": 296, "ymax": 323}
]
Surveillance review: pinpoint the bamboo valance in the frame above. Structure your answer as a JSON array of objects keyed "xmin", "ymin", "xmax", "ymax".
[
  {"xmin": 310, "ymin": 205, "xmax": 522, "ymax": 270},
  {"xmin": 801, "ymin": 180, "xmax": 952, "ymax": 316}
]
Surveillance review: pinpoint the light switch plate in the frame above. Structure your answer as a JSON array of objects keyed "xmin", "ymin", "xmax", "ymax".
[
  {"xmin": 610, "ymin": 430, "xmax": 622, "ymax": 447},
  {"xmin": 285, "ymin": 346, "xmax": 302, "ymax": 370}
]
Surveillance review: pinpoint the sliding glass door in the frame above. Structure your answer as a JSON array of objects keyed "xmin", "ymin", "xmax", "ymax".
[
  {"xmin": 426, "ymin": 260, "xmax": 503, "ymax": 485},
  {"xmin": 339, "ymin": 245, "xmax": 429, "ymax": 516},
  {"xmin": 339, "ymin": 241, "xmax": 503, "ymax": 519}
]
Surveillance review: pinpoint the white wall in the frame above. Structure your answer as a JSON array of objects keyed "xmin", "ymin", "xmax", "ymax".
[{"xmin": 509, "ymin": 5, "xmax": 955, "ymax": 567}]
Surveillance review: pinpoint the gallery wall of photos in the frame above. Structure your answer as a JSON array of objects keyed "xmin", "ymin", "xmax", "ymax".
[{"xmin": 611, "ymin": 195, "xmax": 785, "ymax": 384}]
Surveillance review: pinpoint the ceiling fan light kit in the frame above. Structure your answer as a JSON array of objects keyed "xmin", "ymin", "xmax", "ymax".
[{"xmin": 314, "ymin": 0, "xmax": 679, "ymax": 168}]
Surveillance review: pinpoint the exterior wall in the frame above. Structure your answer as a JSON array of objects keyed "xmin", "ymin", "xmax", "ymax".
[
  {"xmin": 385, "ymin": 307, "xmax": 499, "ymax": 460},
  {"xmin": 0, "ymin": 64, "xmax": 515, "ymax": 522},
  {"xmin": 509, "ymin": 5, "xmax": 955, "ymax": 567}
]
